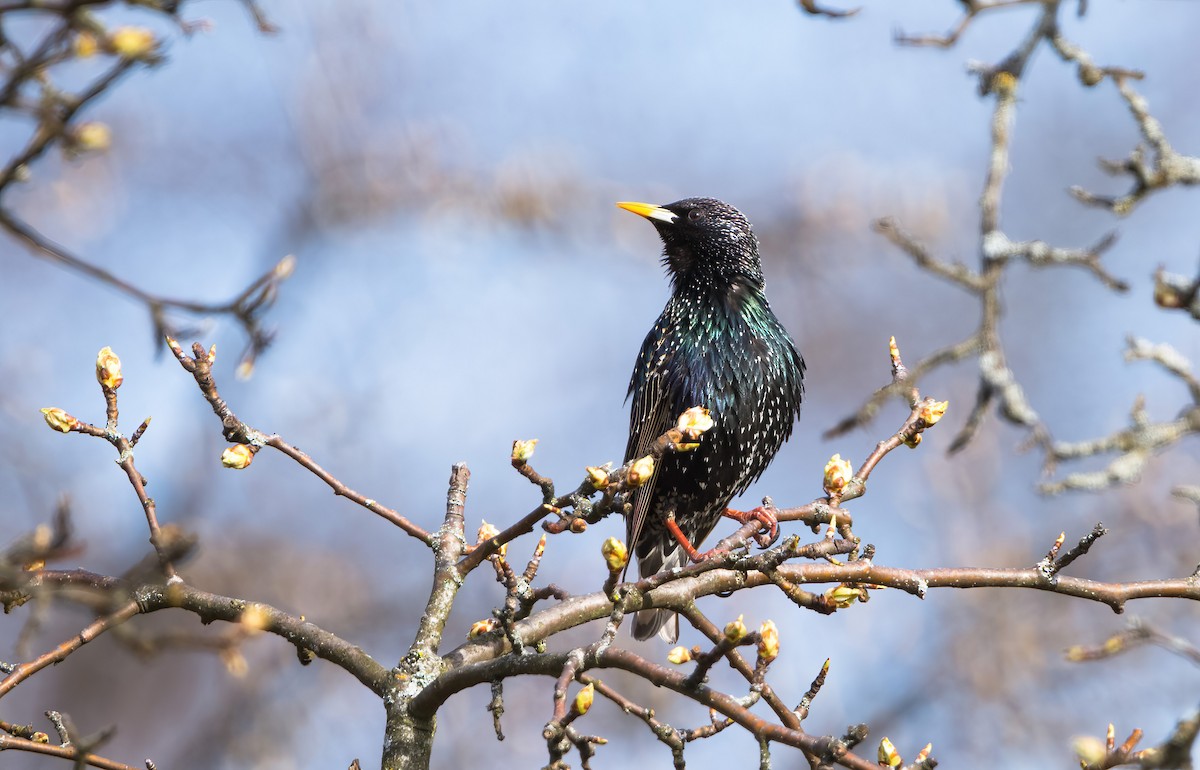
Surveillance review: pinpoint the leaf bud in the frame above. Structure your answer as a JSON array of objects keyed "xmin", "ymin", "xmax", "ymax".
[
  {"xmin": 822, "ymin": 454, "xmax": 853, "ymax": 494},
  {"xmin": 40, "ymin": 407, "xmax": 78, "ymax": 433},
  {"xmin": 627, "ymin": 455, "xmax": 655, "ymax": 487},
  {"xmin": 723, "ymin": 614, "xmax": 748, "ymax": 644},
  {"xmin": 601, "ymin": 537, "xmax": 628, "ymax": 571},
  {"xmin": 675, "ymin": 406, "xmax": 714, "ymax": 440},
  {"xmin": 572, "ymin": 682, "xmax": 594, "ymax": 716},
  {"xmin": 221, "ymin": 444, "xmax": 255, "ymax": 469},
  {"xmin": 877, "ymin": 737, "xmax": 901, "ymax": 767},
  {"xmin": 667, "ymin": 646, "xmax": 692, "ymax": 665},
  {"xmin": 511, "ymin": 438, "xmax": 538, "ymax": 464},
  {"xmin": 95, "ymin": 346, "xmax": 123, "ymax": 390},
  {"xmin": 757, "ymin": 619, "xmax": 780, "ymax": 663}
]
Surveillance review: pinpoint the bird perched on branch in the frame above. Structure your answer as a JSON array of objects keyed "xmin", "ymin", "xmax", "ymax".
[{"xmin": 617, "ymin": 197, "xmax": 806, "ymax": 642}]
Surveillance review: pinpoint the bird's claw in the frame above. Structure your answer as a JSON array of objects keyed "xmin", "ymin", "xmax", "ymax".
[{"xmin": 723, "ymin": 505, "xmax": 779, "ymax": 549}]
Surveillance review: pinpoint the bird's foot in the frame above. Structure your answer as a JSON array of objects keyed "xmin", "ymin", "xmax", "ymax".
[{"xmin": 722, "ymin": 505, "xmax": 779, "ymax": 548}]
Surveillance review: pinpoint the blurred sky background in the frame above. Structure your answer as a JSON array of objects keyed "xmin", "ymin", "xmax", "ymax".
[{"xmin": 3, "ymin": 1, "xmax": 1200, "ymax": 768}]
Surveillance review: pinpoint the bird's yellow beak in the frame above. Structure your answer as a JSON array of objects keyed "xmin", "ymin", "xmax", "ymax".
[{"xmin": 616, "ymin": 201, "xmax": 678, "ymax": 224}]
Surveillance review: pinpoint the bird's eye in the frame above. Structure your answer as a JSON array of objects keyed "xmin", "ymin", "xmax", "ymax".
[{"xmin": 687, "ymin": 209, "xmax": 705, "ymax": 223}]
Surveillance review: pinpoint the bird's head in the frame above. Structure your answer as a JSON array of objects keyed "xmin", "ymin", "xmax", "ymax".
[{"xmin": 617, "ymin": 197, "xmax": 764, "ymax": 292}]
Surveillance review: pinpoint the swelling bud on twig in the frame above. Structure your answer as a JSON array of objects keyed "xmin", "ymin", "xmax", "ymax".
[
  {"xmin": 585, "ymin": 465, "xmax": 609, "ymax": 489},
  {"xmin": 825, "ymin": 584, "xmax": 861, "ymax": 608},
  {"xmin": 1072, "ymin": 735, "xmax": 1106, "ymax": 766},
  {"xmin": 511, "ymin": 439, "xmax": 538, "ymax": 464},
  {"xmin": 469, "ymin": 618, "xmax": 498, "ymax": 638},
  {"xmin": 675, "ymin": 406, "xmax": 715, "ymax": 440},
  {"xmin": 877, "ymin": 737, "xmax": 901, "ymax": 768},
  {"xmin": 477, "ymin": 520, "xmax": 505, "ymax": 558},
  {"xmin": 822, "ymin": 454, "xmax": 853, "ymax": 495},
  {"xmin": 601, "ymin": 537, "xmax": 628, "ymax": 571},
  {"xmin": 757, "ymin": 620, "xmax": 780, "ymax": 663},
  {"xmin": 723, "ymin": 615, "xmax": 748, "ymax": 644},
  {"xmin": 40, "ymin": 407, "xmax": 78, "ymax": 433},
  {"xmin": 918, "ymin": 399, "xmax": 949, "ymax": 427},
  {"xmin": 914, "ymin": 743, "xmax": 933, "ymax": 763},
  {"xmin": 667, "ymin": 646, "xmax": 692, "ymax": 665},
  {"xmin": 221, "ymin": 445, "xmax": 254, "ymax": 470},
  {"xmin": 571, "ymin": 683, "xmax": 595, "ymax": 717},
  {"xmin": 73, "ymin": 31, "xmax": 99, "ymax": 58},
  {"xmin": 274, "ymin": 254, "xmax": 297, "ymax": 279},
  {"xmin": 627, "ymin": 455, "xmax": 655, "ymax": 487},
  {"xmin": 109, "ymin": 26, "xmax": 156, "ymax": 59},
  {"xmin": 73, "ymin": 122, "xmax": 111, "ymax": 152},
  {"xmin": 95, "ymin": 346, "xmax": 123, "ymax": 390}
]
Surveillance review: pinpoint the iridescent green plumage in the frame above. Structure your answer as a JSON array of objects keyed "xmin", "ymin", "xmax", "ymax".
[{"xmin": 620, "ymin": 197, "xmax": 805, "ymax": 642}]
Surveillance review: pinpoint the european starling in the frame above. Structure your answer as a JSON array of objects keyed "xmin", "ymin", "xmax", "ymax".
[{"xmin": 617, "ymin": 197, "xmax": 805, "ymax": 642}]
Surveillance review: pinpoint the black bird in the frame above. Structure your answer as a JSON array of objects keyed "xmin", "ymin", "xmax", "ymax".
[{"xmin": 617, "ymin": 197, "xmax": 805, "ymax": 642}]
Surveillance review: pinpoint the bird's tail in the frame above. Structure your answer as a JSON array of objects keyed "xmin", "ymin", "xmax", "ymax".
[{"xmin": 632, "ymin": 543, "xmax": 686, "ymax": 642}]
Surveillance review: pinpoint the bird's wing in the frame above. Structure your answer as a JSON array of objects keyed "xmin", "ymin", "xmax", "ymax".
[{"xmin": 623, "ymin": 356, "xmax": 679, "ymax": 575}]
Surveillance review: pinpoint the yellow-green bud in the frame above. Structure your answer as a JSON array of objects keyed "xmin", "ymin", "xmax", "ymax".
[
  {"xmin": 822, "ymin": 454, "xmax": 853, "ymax": 495},
  {"xmin": 221, "ymin": 444, "xmax": 254, "ymax": 470},
  {"xmin": 274, "ymin": 254, "xmax": 297, "ymax": 279},
  {"xmin": 723, "ymin": 614, "xmax": 747, "ymax": 644},
  {"xmin": 95, "ymin": 346, "xmax": 123, "ymax": 390},
  {"xmin": 469, "ymin": 618, "xmax": 497, "ymax": 638},
  {"xmin": 919, "ymin": 400, "xmax": 948, "ymax": 427},
  {"xmin": 878, "ymin": 737, "xmax": 901, "ymax": 767},
  {"xmin": 74, "ymin": 31, "xmax": 99, "ymax": 58},
  {"xmin": 757, "ymin": 620, "xmax": 779, "ymax": 663},
  {"xmin": 511, "ymin": 438, "xmax": 538, "ymax": 463},
  {"xmin": 74, "ymin": 121, "xmax": 111, "ymax": 152},
  {"xmin": 110, "ymin": 26, "xmax": 156, "ymax": 59},
  {"xmin": 586, "ymin": 465, "xmax": 609, "ymax": 489},
  {"xmin": 675, "ymin": 406, "xmax": 715, "ymax": 440},
  {"xmin": 572, "ymin": 682, "xmax": 594, "ymax": 716},
  {"xmin": 477, "ymin": 520, "xmax": 505, "ymax": 558},
  {"xmin": 40, "ymin": 407, "xmax": 78, "ymax": 433},
  {"xmin": 1072, "ymin": 736, "xmax": 1106, "ymax": 766},
  {"xmin": 601, "ymin": 537, "xmax": 628, "ymax": 571},
  {"xmin": 667, "ymin": 646, "xmax": 692, "ymax": 665},
  {"xmin": 825, "ymin": 584, "xmax": 861, "ymax": 609},
  {"xmin": 627, "ymin": 455, "xmax": 655, "ymax": 487}
]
